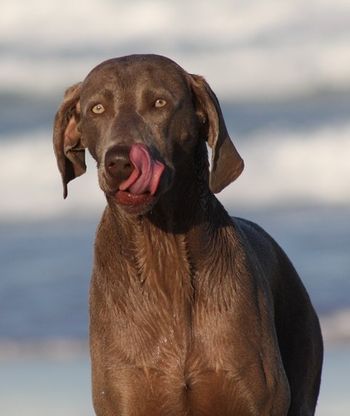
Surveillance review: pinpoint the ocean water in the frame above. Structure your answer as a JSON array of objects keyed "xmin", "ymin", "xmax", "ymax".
[{"xmin": 1, "ymin": 0, "xmax": 350, "ymax": 414}]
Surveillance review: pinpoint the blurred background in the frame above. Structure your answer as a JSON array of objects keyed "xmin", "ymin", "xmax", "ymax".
[{"xmin": 0, "ymin": 0, "xmax": 349, "ymax": 414}]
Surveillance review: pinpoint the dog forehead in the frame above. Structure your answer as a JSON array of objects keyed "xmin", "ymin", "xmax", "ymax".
[{"xmin": 82, "ymin": 54, "xmax": 188, "ymax": 94}]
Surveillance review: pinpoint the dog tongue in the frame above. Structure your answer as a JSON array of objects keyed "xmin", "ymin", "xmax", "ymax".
[{"xmin": 119, "ymin": 144, "xmax": 165, "ymax": 195}]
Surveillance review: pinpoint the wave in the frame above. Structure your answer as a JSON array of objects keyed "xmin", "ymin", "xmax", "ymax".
[
  {"xmin": 320, "ymin": 308, "xmax": 350, "ymax": 345},
  {"xmin": 1, "ymin": 121, "xmax": 349, "ymax": 222},
  {"xmin": 1, "ymin": 0, "xmax": 350, "ymax": 98},
  {"xmin": 220, "ymin": 121, "xmax": 350, "ymax": 209},
  {"xmin": 0, "ymin": 130, "xmax": 105, "ymax": 222},
  {"xmin": 0, "ymin": 338, "xmax": 88, "ymax": 360},
  {"xmin": 0, "ymin": 309, "xmax": 348, "ymax": 360}
]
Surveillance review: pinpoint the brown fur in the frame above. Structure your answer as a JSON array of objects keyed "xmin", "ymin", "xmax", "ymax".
[{"xmin": 53, "ymin": 54, "xmax": 323, "ymax": 415}]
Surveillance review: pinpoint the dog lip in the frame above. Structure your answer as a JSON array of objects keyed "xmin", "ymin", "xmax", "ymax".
[{"xmin": 114, "ymin": 190, "xmax": 155, "ymax": 207}]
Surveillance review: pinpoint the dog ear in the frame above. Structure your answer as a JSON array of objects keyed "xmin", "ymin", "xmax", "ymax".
[
  {"xmin": 53, "ymin": 82, "xmax": 86, "ymax": 198},
  {"xmin": 188, "ymin": 74, "xmax": 244, "ymax": 193}
]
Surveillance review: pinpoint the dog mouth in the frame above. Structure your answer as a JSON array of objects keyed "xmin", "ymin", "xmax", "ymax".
[{"xmin": 113, "ymin": 144, "xmax": 165, "ymax": 209}]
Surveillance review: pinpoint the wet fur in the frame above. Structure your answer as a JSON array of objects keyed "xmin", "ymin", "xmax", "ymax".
[{"xmin": 53, "ymin": 55, "xmax": 323, "ymax": 416}]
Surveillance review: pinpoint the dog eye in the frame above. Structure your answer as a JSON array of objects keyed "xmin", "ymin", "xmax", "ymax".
[
  {"xmin": 154, "ymin": 99, "xmax": 167, "ymax": 108},
  {"xmin": 91, "ymin": 104, "xmax": 105, "ymax": 114}
]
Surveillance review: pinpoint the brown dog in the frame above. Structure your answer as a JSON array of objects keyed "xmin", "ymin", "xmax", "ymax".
[{"xmin": 53, "ymin": 54, "xmax": 323, "ymax": 416}]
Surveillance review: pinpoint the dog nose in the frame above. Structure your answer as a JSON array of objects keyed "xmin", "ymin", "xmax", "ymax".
[{"xmin": 104, "ymin": 145, "xmax": 133, "ymax": 181}]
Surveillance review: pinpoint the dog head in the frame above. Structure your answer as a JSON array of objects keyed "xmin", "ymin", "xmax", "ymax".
[{"xmin": 53, "ymin": 54, "xmax": 244, "ymax": 215}]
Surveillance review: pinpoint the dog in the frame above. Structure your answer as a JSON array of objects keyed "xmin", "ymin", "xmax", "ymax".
[{"xmin": 53, "ymin": 54, "xmax": 323, "ymax": 415}]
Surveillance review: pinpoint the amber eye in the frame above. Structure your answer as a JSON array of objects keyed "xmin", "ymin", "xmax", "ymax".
[
  {"xmin": 91, "ymin": 104, "xmax": 105, "ymax": 114},
  {"xmin": 154, "ymin": 99, "xmax": 167, "ymax": 108}
]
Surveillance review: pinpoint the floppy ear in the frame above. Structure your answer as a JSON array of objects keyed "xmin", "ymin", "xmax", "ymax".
[
  {"xmin": 188, "ymin": 74, "xmax": 244, "ymax": 193},
  {"xmin": 53, "ymin": 82, "xmax": 86, "ymax": 198}
]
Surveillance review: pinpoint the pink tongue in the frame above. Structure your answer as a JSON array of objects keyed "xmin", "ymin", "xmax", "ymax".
[{"xmin": 119, "ymin": 144, "xmax": 165, "ymax": 195}]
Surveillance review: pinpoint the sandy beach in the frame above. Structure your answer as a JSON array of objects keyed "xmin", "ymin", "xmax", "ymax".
[{"xmin": 0, "ymin": 340, "xmax": 349, "ymax": 415}]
